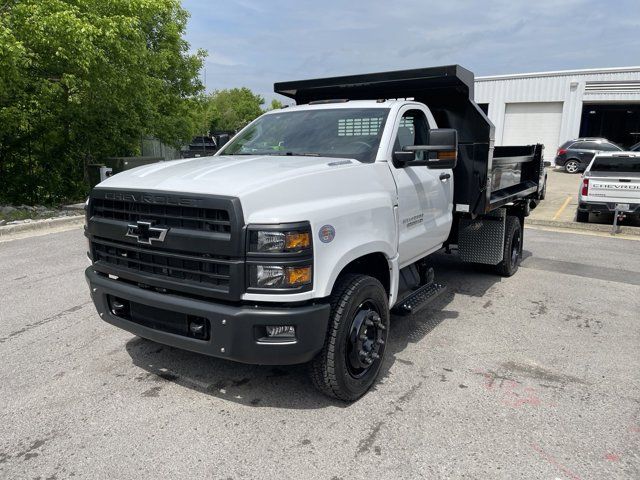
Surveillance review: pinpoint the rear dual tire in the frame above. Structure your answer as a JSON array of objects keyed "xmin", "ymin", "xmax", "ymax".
[{"xmin": 494, "ymin": 216, "xmax": 522, "ymax": 277}]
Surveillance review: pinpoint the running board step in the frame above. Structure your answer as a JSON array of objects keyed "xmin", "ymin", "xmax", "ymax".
[{"xmin": 392, "ymin": 283, "xmax": 447, "ymax": 316}]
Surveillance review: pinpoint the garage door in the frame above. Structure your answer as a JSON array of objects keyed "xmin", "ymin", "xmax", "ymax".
[{"xmin": 502, "ymin": 102, "xmax": 563, "ymax": 162}]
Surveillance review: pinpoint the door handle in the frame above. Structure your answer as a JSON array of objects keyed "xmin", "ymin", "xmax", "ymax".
[{"xmin": 439, "ymin": 172, "xmax": 451, "ymax": 181}]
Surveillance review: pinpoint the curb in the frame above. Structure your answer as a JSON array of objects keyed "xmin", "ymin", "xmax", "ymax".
[
  {"xmin": 0, "ymin": 215, "xmax": 84, "ymax": 238},
  {"xmin": 526, "ymin": 218, "xmax": 640, "ymax": 236}
]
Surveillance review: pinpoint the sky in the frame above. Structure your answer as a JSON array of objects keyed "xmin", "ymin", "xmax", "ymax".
[{"xmin": 181, "ymin": 0, "xmax": 640, "ymax": 103}]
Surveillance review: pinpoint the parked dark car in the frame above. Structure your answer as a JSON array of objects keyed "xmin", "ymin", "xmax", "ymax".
[
  {"xmin": 555, "ymin": 138, "xmax": 622, "ymax": 173},
  {"xmin": 181, "ymin": 135, "xmax": 218, "ymax": 158},
  {"xmin": 630, "ymin": 142, "xmax": 640, "ymax": 152}
]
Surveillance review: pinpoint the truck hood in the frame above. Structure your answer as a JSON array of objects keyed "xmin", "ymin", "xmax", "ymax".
[
  {"xmin": 95, "ymin": 154, "xmax": 397, "ymax": 224},
  {"xmin": 97, "ymin": 155, "xmax": 358, "ymax": 196}
]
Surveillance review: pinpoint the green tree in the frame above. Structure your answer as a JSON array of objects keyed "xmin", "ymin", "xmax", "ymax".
[
  {"xmin": 0, "ymin": 0, "xmax": 206, "ymax": 204},
  {"xmin": 205, "ymin": 88, "xmax": 265, "ymax": 132},
  {"xmin": 268, "ymin": 98, "xmax": 284, "ymax": 110}
]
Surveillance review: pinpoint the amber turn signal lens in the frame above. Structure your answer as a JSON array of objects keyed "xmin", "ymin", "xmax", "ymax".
[
  {"xmin": 437, "ymin": 150, "xmax": 457, "ymax": 160},
  {"xmin": 285, "ymin": 266, "xmax": 312, "ymax": 286},
  {"xmin": 285, "ymin": 232, "xmax": 310, "ymax": 250}
]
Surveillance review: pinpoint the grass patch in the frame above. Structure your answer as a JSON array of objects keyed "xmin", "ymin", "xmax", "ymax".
[{"xmin": 0, "ymin": 208, "xmax": 61, "ymax": 222}]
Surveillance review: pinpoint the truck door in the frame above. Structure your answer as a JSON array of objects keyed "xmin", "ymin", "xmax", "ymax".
[{"xmin": 387, "ymin": 107, "xmax": 453, "ymax": 267}]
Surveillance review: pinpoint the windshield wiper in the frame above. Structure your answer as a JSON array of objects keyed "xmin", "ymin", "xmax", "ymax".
[
  {"xmin": 229, "ymin": 151, "xmax": 322, "ymax": 157},
  {"xmin": 284, "ymin": 152, "xmax": 320, "ymax": 156}
]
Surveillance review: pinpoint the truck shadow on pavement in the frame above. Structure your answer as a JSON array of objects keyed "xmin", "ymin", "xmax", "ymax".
[{"xmin": 124, "ymin": 251, "xmax": 504, "ymax": 409}]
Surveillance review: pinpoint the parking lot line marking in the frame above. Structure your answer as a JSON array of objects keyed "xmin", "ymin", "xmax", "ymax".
[{"xmin": 552, "ymin": 195, "xmax": 573, "ymax": 221}]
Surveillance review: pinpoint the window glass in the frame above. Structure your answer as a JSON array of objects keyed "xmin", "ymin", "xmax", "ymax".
[
  {"xmin": 572, "ymin": 142, "xmax": 596, "ymax": 150},
  {"xmin": 394, "ymin": 110, "xmax": 429, "ymax": 161},
  {"xmin": 599, "ymin": 142, "xmax": 622, "ymax": 151},
  {"xmin": 221, "ymin": 108, "xmax": 389, "ymax": 163},
  {"xmin": 590, "ymin": 156, "xmax": 640, "ymax": 172}
]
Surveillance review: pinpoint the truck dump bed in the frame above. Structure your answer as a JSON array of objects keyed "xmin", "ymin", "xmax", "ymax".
[{"xmin": 275, "ymin": 65, "xmax": 543, "ymax": 215}]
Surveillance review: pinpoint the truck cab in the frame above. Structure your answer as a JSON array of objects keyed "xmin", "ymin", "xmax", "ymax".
[{"xmin": 85, "ymin": 66, "xmax": 544, "ymax": 401}]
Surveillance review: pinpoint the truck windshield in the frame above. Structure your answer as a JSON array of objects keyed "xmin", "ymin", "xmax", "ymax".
[
  {"xmin": 590, "ymin": 156, "xmax": 640, "ymax": 173},
  {"xmin": 221, "ymin": 108, "xmax": 390, "ymax": 163}
]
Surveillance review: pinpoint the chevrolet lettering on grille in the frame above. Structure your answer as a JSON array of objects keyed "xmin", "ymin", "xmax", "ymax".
[{"xmin": 126, "ymin": 221, "xmax": 168, "ymax": 245}]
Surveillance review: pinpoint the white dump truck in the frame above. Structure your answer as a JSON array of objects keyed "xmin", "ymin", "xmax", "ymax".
[{"xmin": 85, "ymin": 65, "xmax": 544, "ymax": 400}]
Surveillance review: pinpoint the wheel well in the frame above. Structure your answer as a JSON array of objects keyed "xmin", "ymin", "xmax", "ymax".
[{"xmin": 337, "ymin": 253, "xmax": 390, "ymax": 295}]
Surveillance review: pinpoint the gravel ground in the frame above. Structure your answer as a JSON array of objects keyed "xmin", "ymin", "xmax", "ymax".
[{"xmin": 0, "ymin": 226, "xmax": 639, "ymax": 480}]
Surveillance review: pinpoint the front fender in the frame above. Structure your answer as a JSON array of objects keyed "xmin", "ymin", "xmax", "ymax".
[{"xmin": 319, "ymin": 241, "xmax": 397, "ymax": 299}]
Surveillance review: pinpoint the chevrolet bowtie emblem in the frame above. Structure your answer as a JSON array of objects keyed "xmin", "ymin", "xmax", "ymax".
[{"xmin": 126, "ymin": 221, "xmax": 168, "ymax": 245}]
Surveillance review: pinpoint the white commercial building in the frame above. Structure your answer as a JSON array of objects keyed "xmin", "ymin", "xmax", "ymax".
[{"xmin": 475, "ymin": 66, "xmax": 640, "ymax": 162}]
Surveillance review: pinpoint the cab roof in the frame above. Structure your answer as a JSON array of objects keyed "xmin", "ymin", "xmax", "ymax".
[{"xmin": 265, "ymin": 99, "xmax": 403, "ymax": 114}]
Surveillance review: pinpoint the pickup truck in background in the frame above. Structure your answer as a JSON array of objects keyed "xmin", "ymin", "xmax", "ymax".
[
  {"xmin": 577, "ymin": 152, "xmax": 640, "ymax": 223},
  {"xmin": 84, "ymin": 65, "xmax": 545, "ymax": 401}
]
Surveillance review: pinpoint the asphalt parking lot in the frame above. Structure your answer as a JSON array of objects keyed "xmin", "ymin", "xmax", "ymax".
[{"xmin": 1, "ymin": 226, "xmax": 639, "ymax": 479}]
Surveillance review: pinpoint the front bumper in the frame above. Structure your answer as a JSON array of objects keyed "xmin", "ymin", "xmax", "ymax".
[
  {"xmin": 578, "ymin": 201, "xmax": 640, "ymax": 215},
  {"xmin": 86, "ymin": 268, "xmax": 330, "ymax": 365}
]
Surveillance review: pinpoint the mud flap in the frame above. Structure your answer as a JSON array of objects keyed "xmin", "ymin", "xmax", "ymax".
[{"xmin": 458, "ymin": 209, "xmax": 506, "ymax": 265}]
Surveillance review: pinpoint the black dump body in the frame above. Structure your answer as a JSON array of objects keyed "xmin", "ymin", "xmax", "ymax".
[{"xmin": 275, "ymin": 65, "xmax": 542, "ymax": 215}]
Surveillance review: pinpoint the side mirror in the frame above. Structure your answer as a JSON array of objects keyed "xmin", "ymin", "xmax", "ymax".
[
  {"xmin": 393, "ymin": 128, "xmax": 458, "ymax": 169},
  {"xmin": 392, "ymin": 151, "xmax": 415, "ymax": 163}
]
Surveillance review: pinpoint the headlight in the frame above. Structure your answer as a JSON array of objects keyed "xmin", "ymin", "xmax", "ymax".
[
  {"xmin": 247, "ymin": 223, "xmax": 313, "ymax": 291},
  {"xmin": 250, "ymin": 264, "xmax": 312, "ymax": 288},
  {"xmin": 249, "ymin": 224, "xmax": 311, "ymax": 254}
]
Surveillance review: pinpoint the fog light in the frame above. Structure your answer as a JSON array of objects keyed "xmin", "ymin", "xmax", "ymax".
[
  {"xmin": 265, "ymin": 325, "xmax": 296, "ymax": 338},
  {"xmin": 189, "ymin": 320, "xmax": 206, "ymax": 339},
  {"xmin": 108, "ymin": 296, "xmax": 129, "ymax": 318}
]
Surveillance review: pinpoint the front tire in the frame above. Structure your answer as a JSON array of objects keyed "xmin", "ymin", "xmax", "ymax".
[
  {"xmin": 310, "ymin": 274, "xmax": 389, "ymax": 402},
  {"xmin": 564, "ymin": 160, "xmax": 580, "ymax": 174},
  {"xmin": 494, "ymin": 216, "xmax": 522, "ymax": 277}
]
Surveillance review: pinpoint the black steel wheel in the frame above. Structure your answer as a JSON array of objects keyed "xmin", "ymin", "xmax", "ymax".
[
  {"xmin": 345, "ymin": 300, "xmax": 385, "ymax": 379},
  {"xmin": 310, "ymin": 274, "xmax": 389, "ymax": 401}
]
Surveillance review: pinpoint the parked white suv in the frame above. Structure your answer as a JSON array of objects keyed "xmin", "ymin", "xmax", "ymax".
[{"xmin": 577, "ymin": 152, "xmax": 640, "ymax": 223}]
